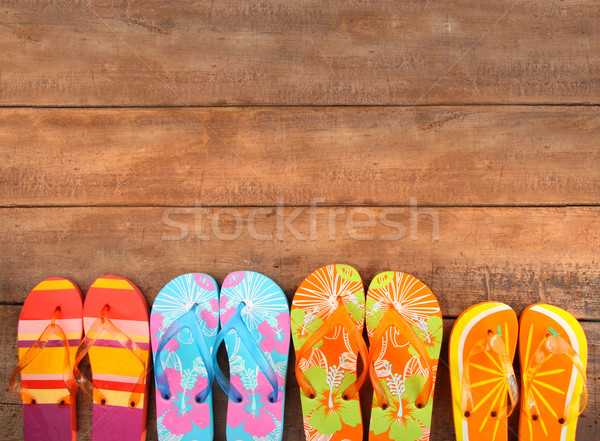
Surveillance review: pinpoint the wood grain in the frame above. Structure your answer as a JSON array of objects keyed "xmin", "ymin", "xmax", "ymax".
[
  {"xmin": 1, "ymin": 107, "xmax": 600, "ymax": 207},
  {"xmin": 1, "ymin": 1, "xmax": 599, "ymax": 106},
  {"xmin": 1, "ymin": 206, "xmax": 599, "ymax": 319},
  {"xmin": 0, "ymin": 309, "xmax": 596, "ymax": 441}
]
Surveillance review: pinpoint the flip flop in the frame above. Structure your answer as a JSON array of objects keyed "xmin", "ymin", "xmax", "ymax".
[
  {"xmin": 74, "ymin": 275, "xmax": 150, "ymax": 441},
  {"xmin": 150, "ymin": 273, "xmax": 220, "ymax": 440},
  {"xmin": 366, "ymin": 271, "xmax": 443, "ymax": 441},
  {"xmin": 518, "ymin": 304, "xmax": 588, "ymax": 441},
  {"xmin": 291, "ymin": 264, "xmax": 368, "ymax": 441},
  {"xmin": 449, "ymin": 302, "xmax": 519, "ymax": 441},
  {"xmin": 214, "ymin": 271, "xmax": 290, "ymax": 441},
  {"xmin": 10, "ymin": 278, "xmax": 83, "ymax": 441}
]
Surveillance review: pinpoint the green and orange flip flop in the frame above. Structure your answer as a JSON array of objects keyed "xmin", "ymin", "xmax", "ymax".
[
  {"xmin": 366, "ymin": 271, "xmax": 443, "ymax": 441},
  {"xmin": 291, "ymin": 264, "xmax": 368, "ymax": 441},
  {"xmin": 10, "ymin": 278, "xmax": 83, "ymax": 441},
  {"xmin": 518, "ymin": 304, "xmax": 588, "ymax": 441},
  {"xmin": 74, "ymin": 275, "xmax": 151, "ymax": 441},
  {"xmin": 449, "ymin": 302, "xmax": 519, "ymax": 441}
]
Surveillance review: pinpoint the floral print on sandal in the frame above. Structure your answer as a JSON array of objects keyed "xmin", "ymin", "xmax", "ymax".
[
  {"xmin": 151, "ymin": 273, "xmax": 220, "ymax": 441},
  {"xmin": 366, "ymin": 271, "xmax": 443, "ymax": 441},
  {"xmin": 292, "ymin": 264, "xmax": 368, "ymax": 441},
  {"xmin": 214, "ymin": 271, "xmax": 290, "ymax": 441}
]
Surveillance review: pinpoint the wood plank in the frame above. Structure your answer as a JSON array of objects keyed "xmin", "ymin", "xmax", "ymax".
[
  {"xmin": 1, "ymin": 1, "xmax": 599, "ymax": 106},
  {"xmin": 0, "ymin": 308, "xmax": 597, "ymax": 440},
  {"xmin": 1, "ymin": 107, "xmax": 599, "ymax": 207},
  {"xmin": 1, "ymin": 206, "xmax": 599, "ymax": 319}
]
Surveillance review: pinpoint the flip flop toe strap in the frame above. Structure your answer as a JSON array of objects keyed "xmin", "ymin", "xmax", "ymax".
[
  {"xmin": 10, "ymin": 307, "xmax": 78, "ymax": 406},
  {"xmin": 368, "ymin": 306, "xmax": 435, "ymax": 409},
  {"xmin": 213, "ymin": 303, "xmax": 280, "ymax": 403},
  {"xmin": 154, "ymin": 304, "xmax": 215, "ymax": 403},
  {"xmin": 523, "ymin": 333, "xmax": 587, "ymax": 424},
  {"xmin": 295, "ymin": 297, "xmax": 369, "ymax": 400},
  {"xmin": 460, "ymin": 331, "xmax": 519, "ymax": 419},
  {"xmin": 74, "ymin": 306, "xmax": 147, "ymax": 409}
]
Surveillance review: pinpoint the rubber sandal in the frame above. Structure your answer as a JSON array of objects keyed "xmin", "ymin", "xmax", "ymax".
[
  {"xmin": 214, "ymin": 271, "xmax": 290, "ymax": 441},
  {"xmin": 518, "ymin": 303, "xmax": 588, "ymax": 441},
  {"xmin": 365, "ymin": 271, "xmax": 443, "ymax": 441},
  {"xmin": 449, "ymin": 301, "xmax": 519, "ymax": 441},
  {"xmin": 150, "ymin": 273, "xmax": 220, "ymax": 440},
  {"xmin": 74, "ymin": 275, "xmax": 150, "ymax": 441},
  {"xmin": 10, "ymin": 278, "xmax": 83, "ymax": 441},
  {"xmin": 291, "ymin": 264, "xmax": 368, "ymax": 441}
]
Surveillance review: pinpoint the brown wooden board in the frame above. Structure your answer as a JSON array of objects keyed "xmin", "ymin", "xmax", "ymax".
[
  {"xmin": 1, "ymin": 107, "xmax": 600, "ymax": 207},
  {"xmin": 1, "ymin": 1, "xmax": 599, "ymax": 106},
  {"xmin": 1, "ymin": 206, "xmax": 599, "ymax": 319},
  {"xmin": 0, "ymin": 309, "xmax": 597, "ymax": 441}
]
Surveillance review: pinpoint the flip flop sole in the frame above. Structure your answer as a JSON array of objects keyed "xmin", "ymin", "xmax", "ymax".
[
  {"xmin": 151, "ymin": 273, "xmax": 220, "ymax": 440},
  {"xmin": 83, "ymin": 275, "xmax": 150, "ymax": 441},
  {"xmin": 219, "ymin": 271, "xmax": 290, "ymax": 441},
  {"xmin": 518, "ymin": 304, "xmax": 587, "ymax": 441},
  {"xmin": 449, "ymin": 302, "xmax": 518, "ymax": 441},
  {"xmin": 18, "ymin": 278, "xmax": 83, "ymax": 441},
  {"xmin": 291, "ymin": 264, "xmax": 365, "ymax": 441},
  {"xmin": 366, "ymin": 271, "xmax": 443, "ymax": 441}
]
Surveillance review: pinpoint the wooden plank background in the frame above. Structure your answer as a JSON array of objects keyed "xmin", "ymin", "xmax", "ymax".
[
  {"xmin": 1, "ymin": 0, "xmax": 599, "ymax": 106},
  {"xmin": 1, "ymin": 107, "xmax": 599, "ymax": 207},
  {"xmin": 1, "ymin": 0, "xmax": 598, "ymax": 440}
]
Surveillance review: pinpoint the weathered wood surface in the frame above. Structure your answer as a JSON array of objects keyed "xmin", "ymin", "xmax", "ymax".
[
  {"xmin": 1, "ymin": 0, "xmax": 599, "ymax": 106},
  {"xmin": 1, "ymin": 107, "xmax": 600, "ymax": 207},
  {"xmin": 1, "ymin": 206, "xmax": 599, "ymax": 319},
  {"xmin": 0, "ymin": 310, "xmax": 597, "ymax": 441}
]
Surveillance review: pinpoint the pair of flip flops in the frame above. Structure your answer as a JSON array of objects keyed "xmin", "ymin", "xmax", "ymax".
[
  {"xmin": 151, "ymin": 271, "xmax": 290, "ymax": 441},
  {"xmin": 450, "ymin": 302, "xmax": 588, "ymax": 441},
  {"xmin": 11, "ymin": 275, "xmax": 150, "ymax": 441},
  {"xmin": 291, "ymin": 264, "xmax": 443, "ymax": 441}
]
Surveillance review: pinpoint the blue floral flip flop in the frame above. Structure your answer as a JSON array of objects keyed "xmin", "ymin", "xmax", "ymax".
[
  {"xmin": 150, "ymin": 273, "xmax": 220, "ymax": 441},
  {"xmin": 214, "ymin": 271, "xmax": 290, "ymax": 441}
]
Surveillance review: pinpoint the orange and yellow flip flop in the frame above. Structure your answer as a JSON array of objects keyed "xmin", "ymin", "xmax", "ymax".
[
  {"xmin": 449, "ymin": 302, "xmax": 519, "ymax": 441},
  {"xmin": 10, "ymin": 278, "xmax": 83, "ymax": 441},
  {"xmin": 74, "ymin": 275, "xmax": 151, "ymax": 441},
  {"xmin": 366, "ymin": 271, "xmax": 443, "ymax": 441},
  {"xmin": 518, "ymin": 304, "xmax": 588, "ymax": 441},
  {"xmin": 291, "ymin": 264, "xmax": 368, "ymax": 441}
]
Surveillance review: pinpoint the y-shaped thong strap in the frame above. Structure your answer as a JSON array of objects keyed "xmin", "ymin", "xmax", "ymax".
[
  {"xmin": 154, "ymin": 304, "xmax": 215, "ymax": 403},
  {"xmin": 295, "ymin": 297, "xmax": 369, "ymax": 401},
  {"xmin": 522, "ymin": 333, "xmax": 587, "ymax": 424},
  {"xmin": 368, "ymin": 305, "xmax": 435, "ymax": 409},
  {"xmin": 213, "ymin": 303, "xmax": 280, "ymax": 403},
  {"xmin": 73, "ymin": 305, "xmax": 147, "ymax": 408},
  {"xmin": 460, "ymin": 331, "xmax": 519, "ymax": 420},
  {"xmin": 10, "ymin": 307, "xmax": 78, "ymax": 406}
]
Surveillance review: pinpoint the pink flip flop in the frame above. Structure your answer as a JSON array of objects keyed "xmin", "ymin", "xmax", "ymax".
[
  {"xmin": 10, "ymin": 278, "xmax": 83, "ymax": 441},
  {"xmin": 74, "ymin": 275, "xmax": 151, "ymax": 441}
]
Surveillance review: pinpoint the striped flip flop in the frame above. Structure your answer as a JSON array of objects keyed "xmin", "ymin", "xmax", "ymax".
[
  {"xmin": 366, "ymin": 271, "xmax": 443, "ymax": 441},
  {"xmin": 291, "ymin": 264, "xmax": 368, "ymax": 441},
  {"xmin": 215, "ymin": 271, "xmax": 290, "ymax": 441},
  {"xmin": 151, "ymin": 273, "xmax": 220, "ymax": 440},
  {"xmin": 10, "ymin": 278, "xmax": 83, "ymax": 441},
  {"xmin": 74, "ymin": 275, "xmax": 151, "ymax": 441},
  {"xmin": 519, "ymin": 304, "xmax": 588, "ymax": 441}
]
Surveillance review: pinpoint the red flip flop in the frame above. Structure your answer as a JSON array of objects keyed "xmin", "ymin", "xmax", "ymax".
[
  {"xmin": 10, "ymin": 278, "xmax": 83, "ymax": 441},
  {"xmin": 74, "ymin": 275, "xmax": 151, "ymax": 441}
]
